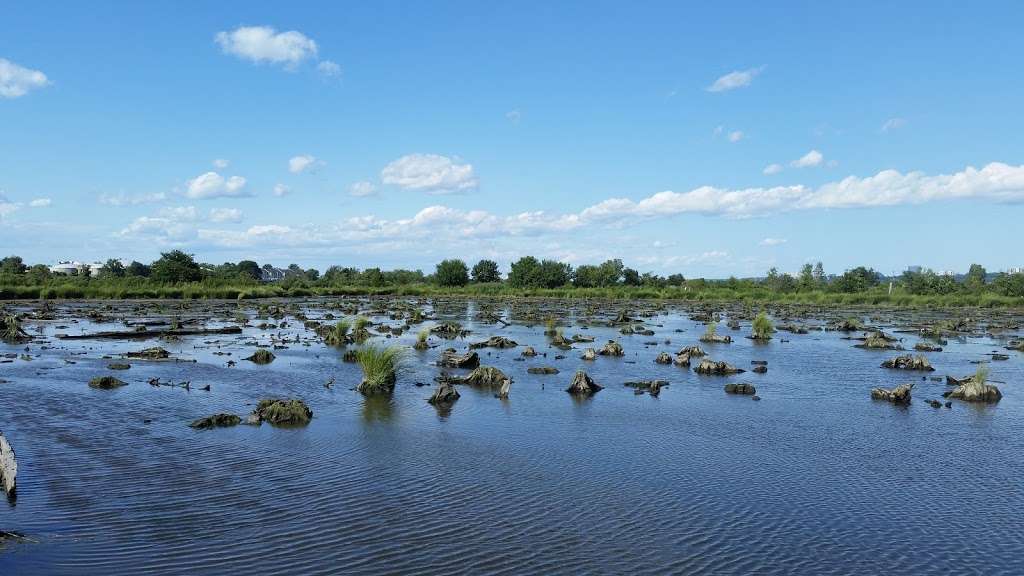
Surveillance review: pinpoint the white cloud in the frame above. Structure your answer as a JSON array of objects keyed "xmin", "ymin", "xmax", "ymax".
[
  {"xmin": 185, "ymin": 171, "xmax": 248, "ymax": 199},
  {"xmin": 0, "ymin": 192, "xmax": 18, "ymax": 219},
  {"xmin": 728, "ymin": 130, "xmax": 744, "ymax": 143},
  {"xmin": 506, "ymin": 109, "xmax": 521, "ymax": 123},
  {"xmin": 214, "ymin": 26, "xmax": 317, "ymax": 68},
  {"xmin": 0, "ymin": 58, "xmax": 50, "ymax": 98},
  {"xmin": 348, "ymin": 181, "xmax": 377, "ymax": 197},
  {"xmin": 159, "ymin": 205, "xmax": 200, "ymax": 221},
  {"xmin": 120, "ymin": 216, "xmax": 196, "ymax": 243},
  {"xmin": 381, "ymin": 153, "xmax": 478, "ymax": 193},
  {"xmin": 289, "ymin": 154, "xmax": 321, "ymax": 174},
  {"xmin": 213, "ymin": 158, "xmax": 230, "ymax": 169},
  {"xmin": 791, "ymin": 149, "xmax": 823, "ymax": 168},
  {"xmin": 117, "ymin": 162, "xmax": 1024, "ymax": 259},
  {"xmin": 209, "ymin": 207, "xmax": 243, "ymax": 223},
  {"xmin": 29, "ymin": 198, "xmax": 51, "ymax": 207},
  {"xmin": 99, "ymin": 191, "xmax": 168, "ymax": 206},
  {"xmin": 763, "ymin": 163, "xmax": 783, "ymax": 175},
  {"xmin": 577, "ymin": 162, "xmax": 1024, "ymax": 219},
  {"xmin": 881, "ymin": 117, "xmax": 907, "ymax": 133},
  {"xmin": 706, "ymin": 67, "xmax": 762, "ymax": 93},
  {"xmin": 272, "ymin": 183, "xmax": 290, "ymax": 197},
  {"xmin": 317, "ymin": 60, "xmax": 341, "ymax": 78}
]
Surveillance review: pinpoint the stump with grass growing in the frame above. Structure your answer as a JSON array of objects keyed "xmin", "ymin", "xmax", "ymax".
[
  {"xmin": 89, "ymin": 376, "xmax": 127, "ymax": 389},
  {"xmin": 1, "ymin": 314, "xmax": 30, "ymax": 344},
  {"xmin": 248, "ymin": 399, "xmax": 313, "ymax": 426},
  {"xmin": 356, "ymin": 345, "xmax": 406, "ymax": 395},
  {"xmin": 750, "ymin": 311, "xmax": 774, "ymax": 342},
  {"xmin": 320, "ymin": 320, "xmax": 351, "ymax": 346},
  {"xmin": 244, "ymin": 349, "xmax": 275, "ymax": 364}
]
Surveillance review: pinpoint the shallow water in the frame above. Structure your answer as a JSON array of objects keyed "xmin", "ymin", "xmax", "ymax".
[{"xmin": 1, "ymin": 298, "xmax": 1023, "ymax": 575}]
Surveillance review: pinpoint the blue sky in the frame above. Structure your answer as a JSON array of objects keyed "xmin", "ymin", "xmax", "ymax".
[{"xmin": 2, "ymin": 1, "xmax": 1023, "ymax": 277}]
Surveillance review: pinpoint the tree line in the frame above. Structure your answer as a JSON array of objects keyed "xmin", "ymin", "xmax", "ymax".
[{"xmin": 2, "ymin": 252, "xmax": 1023, "ymax": 298}]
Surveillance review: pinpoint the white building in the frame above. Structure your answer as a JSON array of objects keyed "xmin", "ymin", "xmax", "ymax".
[{"xmin": 49, "ymin": 261, "xmax": 105, "ymax": 276}]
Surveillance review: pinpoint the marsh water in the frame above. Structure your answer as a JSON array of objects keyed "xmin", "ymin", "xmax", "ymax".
[{"xmin": 1, "ymin": 297, "xmax": 1022, "ymax": 575}]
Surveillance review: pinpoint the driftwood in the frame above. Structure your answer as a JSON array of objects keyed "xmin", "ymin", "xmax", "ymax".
[
  {"xmin": 57, "ymin": 326, "xmax": 242, "ymax": 340},
  {"xmin": 0, "ymin": 432, "xmax": 16, "ymax": 497}
]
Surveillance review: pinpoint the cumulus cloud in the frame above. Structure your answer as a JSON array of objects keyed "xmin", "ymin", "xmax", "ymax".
[
  {"xmin": 215, "ymin": 26, "xmax": 318, "ymax": 68},
  {"xmin": 99, "ymin": 191, "xmax": 168, "ymax": 206},
  {"xmin": 29, "ymin": 198, "xmax": 52, "ymax": 207},
  {"xmin": 272, "ymin": 183, "xmax": 290, "ymax": 197},
  {"xmin": 706, "ymin": 67, "xmax": 762, "ymax": 92},
  {"xmin": 763, "ymin": 163, "xmax": 783, "ymax": 175},
  {"xmin": 579, "ymin": 162, "xmax": 1024, "ymax": 220},
  {"xmin": 213, "ymin": 158, "xmax": 230, "ymax": 169},
  {"xmin": 381, "ymin": 153, "xmax": 478, "ymax": 193},
  {"xmin": 209, "ymin": 207, "xmax": 243, "ymax": 223},
  {"xmin": 289, "ymin": 154, "xmax": 321, "ymax": 174},
  {"xmin": 728, "ymin": 130, "xmax": 744, "ymax": 143},
  {"xmin": 0, "ymin": 58, "xmax": 50, "ymax": 98},
  {"xmin": 185, "ymin": 171, "xmax": 248, "ymax": 199},
  {"xmin": 121, "ymin": 205, "xmax": 241, "ymax": 242},
  {"xmin": 348, "ymin": 181, "xmax": 377, "ymax": 197},
  {"xmin": 118, "ymin": 162, "xmax": 1024, "ymax": 257},
  {"xmin": 791, "ymin": 149, "xmax": 823, "ymax": 168},
  {"xmin": 317, "ymin": 60, "xmax": 341, "ymax": 78}
]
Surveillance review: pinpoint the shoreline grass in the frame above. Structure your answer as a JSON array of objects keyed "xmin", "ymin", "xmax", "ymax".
[{"xmin": 1, "ymin": 280, "xmax": 1023, "ymax": 308}]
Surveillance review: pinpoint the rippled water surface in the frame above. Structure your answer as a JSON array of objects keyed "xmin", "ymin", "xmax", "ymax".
[{"xmin": 2, "ymin": 298, "xmax": 1023, "ymax": 575}]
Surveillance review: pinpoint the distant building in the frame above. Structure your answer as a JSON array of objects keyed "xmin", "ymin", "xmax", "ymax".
[
  {"xmin": 938, "ymin": 270, "xmax": 955, "ymax": 277},
  {"xmin": 50, "ymin": 261, "xmax": 104, "ymax": 276},
  {"xmin": 261, "ymin": 264, "xmax": 286, "ymax": 282},
  {"xmin": 1008, "ymin": 267, "xmax": 1024, "ymax": 274},
  {"xmin": 906, "ymin": 265, "xmax": 922, "ymax": 274}
]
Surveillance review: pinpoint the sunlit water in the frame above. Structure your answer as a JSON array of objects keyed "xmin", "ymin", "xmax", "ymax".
[{"xmin": 1, "ymin": 299, "xmax": 1022, "ymax": 575}]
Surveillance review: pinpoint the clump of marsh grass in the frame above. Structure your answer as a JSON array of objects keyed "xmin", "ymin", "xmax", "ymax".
[
  {"xmin": 321, "ymin": 319, "xmax": 351, "ymax": 346},
  {"xmin": 356, "ymin": 345, "xmax": 407, "ymax": 395},
  {"xmin": 751, "ymin": 311, "xmax": 774, "ymax": 341},
  {"xmin": 550, "ymin": 327, "xmax": 572, "ymax": 349},
  {"xmin": 974, "ymin": 364, "xmax": 990, "ymax": 386},
  {"xmin": 414, "ymin": 328, "xmax": 430, "ymax": 350},
  {"xmin": 543, "ymin": 317, "xmax": 558, "ymax": 336},
  {"xmin": 351, "ymin": 316, "xmax": 372, "ymax": 342},
  {"xmin": 2, "ymin": 313, "xmax": 30, "ymax": 343},
  {"xmin": 244, "ymin": 348, "xmax": 276, "ymax": 364},
  {"xmin": 704, "ymin": 321, "xmax": 717, "ymax": 339}
]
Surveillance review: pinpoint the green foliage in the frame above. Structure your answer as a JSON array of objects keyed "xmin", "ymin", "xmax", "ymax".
[
  {"xmin": 150, "ymin": 250, "xmax": 202, "ymax": 283},
  {"xmin": 435, "ymin": 259, "xmax": 470, "ymax": 287},
  {"xmin": 471, "ymin": 259, "xmax": 501, "ymax": 283},
  {"xmin": 974, "ymin": 364, "xmax": 989, "ymax": 386},
  {"xmin": 127, "ymin": 261, "xmax": 151, "ymax": 277},
  {"xmin": 751, "ymin": 311, "xmax": 774, "ymax": 340},
  {"xmin": 704, "ymin": 321, "xmax": 717, "ymax": 338},
  {"xmin": 99, "ymin": 259, "xmax": 126, "ymax": 278},
  {"xmin": 355, "ymin": 345, "xmax": 407, "ymax": 394},
  {"xmin": 1, "ymin": 256, "xmax": 27, "ymax": 275},
  {"xmin": 236, "ymin": 260, "xmax": 261, "ymax": 281},
  {"xmin": 834, "ymin": 267, "xmax": 882, "ymax": 293},
  {"xmin": 322, "ymin": 320, "xmax": 351, "ymax": 346},
  {"xmin": 509, "ymin": 257, "xmax": 572, "ymax": 288}
]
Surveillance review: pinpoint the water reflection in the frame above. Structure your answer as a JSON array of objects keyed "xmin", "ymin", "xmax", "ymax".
[{"xmin": 361, "ymin": 395, "xmax": 395, "ymax": 423}]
